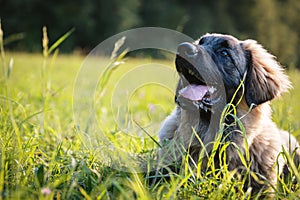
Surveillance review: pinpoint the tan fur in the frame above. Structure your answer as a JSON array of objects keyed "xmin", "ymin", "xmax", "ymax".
[
  {"xmin": 158, "ymin": 36, "xmax": 299, "ymax": 192},
  {"xmin": 242, "ymin": 39, "xmax": 291, "ymax": 101}
]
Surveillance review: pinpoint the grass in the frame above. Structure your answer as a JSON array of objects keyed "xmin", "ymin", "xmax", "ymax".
[{"xmin": 1, "ymin": 36, "xmax": 300, "ymax": 199}]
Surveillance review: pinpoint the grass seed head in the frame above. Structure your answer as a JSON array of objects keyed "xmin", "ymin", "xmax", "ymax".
[{"xmin": 42, "ymin": 26, "xmax": 49, "ymax": 57}]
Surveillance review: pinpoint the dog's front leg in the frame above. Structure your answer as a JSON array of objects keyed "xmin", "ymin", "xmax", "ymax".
[
  {"xmin": 157, "ymin": 106, "xmax": 183, "ymax": 166},
  {"xmin": 158, "ymin": 106, "xmax": 181, "ymax": 143},
  {"xmin": 158, "ymin": 107, "xmax": 200, "ymax": 167}
]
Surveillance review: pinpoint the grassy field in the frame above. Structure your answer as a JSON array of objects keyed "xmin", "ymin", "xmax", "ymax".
[{"xmin": 1, "ymin": 50, "xmax": 300, "ymax": 199}]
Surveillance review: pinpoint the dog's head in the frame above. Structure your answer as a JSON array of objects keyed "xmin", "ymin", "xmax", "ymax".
[{"xmin": 175, "ymin": 33, "xmax": 291, "ymax": 112}]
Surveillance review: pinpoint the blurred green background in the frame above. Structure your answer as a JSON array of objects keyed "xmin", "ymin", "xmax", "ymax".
[{"xmin": 1, "ymin": 0, "xmax": 300, "ymax": 67}]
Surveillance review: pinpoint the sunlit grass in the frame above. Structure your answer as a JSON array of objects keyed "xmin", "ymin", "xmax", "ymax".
[
  {"xmin": 272, "ymin": 69, "xmax": 300, "ymax": 138},
  {"xmin": 1, "ymin": 40, "xmax": 300, "ymax": 199}
]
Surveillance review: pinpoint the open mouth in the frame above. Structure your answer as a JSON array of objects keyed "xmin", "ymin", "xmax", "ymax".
[{"xmin": 176, "ymin": 56, "xmax": 219, "ymax": 112}]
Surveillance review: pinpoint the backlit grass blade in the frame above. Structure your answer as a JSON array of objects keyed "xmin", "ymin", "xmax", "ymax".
[
  {"xmin": 134, "ymin": 120, "xmax": 161, "ymax": 148},
  {"xmin": 3, "ymin": 33, "xmax": 24, "ymax": 45},
  {"xmin": 48, "ymin": 28, "xmax": 75, "ymax": 55}
]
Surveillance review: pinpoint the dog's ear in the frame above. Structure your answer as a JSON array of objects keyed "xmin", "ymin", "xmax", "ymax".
[{"xmin": 241, "ymin": 39, "xmax": 291, "ymax": 107}]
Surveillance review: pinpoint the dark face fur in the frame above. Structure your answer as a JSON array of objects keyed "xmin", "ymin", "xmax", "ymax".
[{"xmin": 175, "ymin": 34, "xmax": 249, "ymax": 113}]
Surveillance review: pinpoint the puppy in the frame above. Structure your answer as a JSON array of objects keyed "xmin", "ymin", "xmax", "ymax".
[{"xmin": 157, "ymin": 33, "xmax": 299, "ymax": 192}]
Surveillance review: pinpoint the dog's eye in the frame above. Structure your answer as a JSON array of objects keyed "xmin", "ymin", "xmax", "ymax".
[
  {"xmin": 220, "ymin": 49, "xmax": 229, "ymax": 57},
  {"xmin": 198, "ymin": 38, "xmax": 205, "ymax": 45}
]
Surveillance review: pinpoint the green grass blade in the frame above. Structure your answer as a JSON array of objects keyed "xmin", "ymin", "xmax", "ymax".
[
  {"xmin": 48, "ymin": 28, "xmax": 75, "ymax": 55},
  {"xmin": 134, "ymin": 120, "xmax": 161, "ymax": 148}
]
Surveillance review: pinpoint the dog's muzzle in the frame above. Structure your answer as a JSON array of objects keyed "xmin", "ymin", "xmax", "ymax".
[{"xmin": 175, "ymin": 42, "xmax": 221, "ymax": 112}]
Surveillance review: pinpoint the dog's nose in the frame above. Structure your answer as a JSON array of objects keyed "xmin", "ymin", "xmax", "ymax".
[{"xmin": 177, "ymin": 42, "xmax": 198, "ymax": 58}]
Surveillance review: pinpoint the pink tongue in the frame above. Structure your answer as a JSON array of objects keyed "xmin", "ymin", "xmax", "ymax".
[{"xmin": 179, "ymin": 85, "xmax": 208, "ymax": 101}]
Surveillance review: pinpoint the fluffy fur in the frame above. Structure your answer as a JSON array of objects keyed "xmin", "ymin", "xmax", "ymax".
[{"xmin": 157, "ymin": 33, "xmax": 299, "ymax": 192}]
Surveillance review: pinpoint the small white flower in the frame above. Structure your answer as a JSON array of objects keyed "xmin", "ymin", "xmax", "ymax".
[
  {"xmin": 148, "ymin": 104, "xmax": 156, "ymax": 112},
  {"xmin": 41, "ymin": 187, "xmax": 51, "ymax": 195},
  {"xmin": 71, "ymin": 158, "xmax": 76, "ymax": 168}
]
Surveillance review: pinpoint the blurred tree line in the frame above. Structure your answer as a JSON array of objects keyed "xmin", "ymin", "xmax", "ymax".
[{"xmin": 0, "ymin": 0, "xmax": 300, "ymax": 67}]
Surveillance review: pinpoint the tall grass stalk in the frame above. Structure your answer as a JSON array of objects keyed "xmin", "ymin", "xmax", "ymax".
[{"xmin": 41, "ymin": 26, "xmax": 74, "ymax": 133}]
